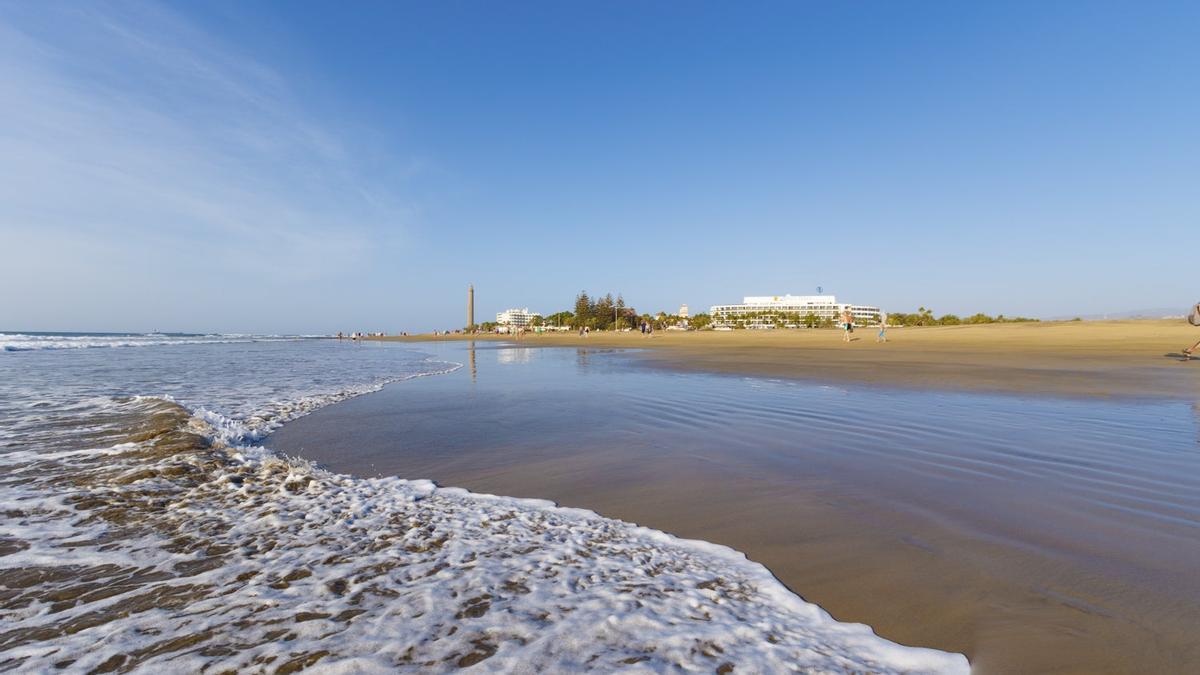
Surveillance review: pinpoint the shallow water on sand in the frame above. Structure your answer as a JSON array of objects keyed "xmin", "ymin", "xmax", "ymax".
[
  {"xmin": 269, "ymin": 341, "xmax": 1200, "ymax": 674},
  {"xmin": 2, "ymin": 337, "xmax": 967, "ymax": 673}
]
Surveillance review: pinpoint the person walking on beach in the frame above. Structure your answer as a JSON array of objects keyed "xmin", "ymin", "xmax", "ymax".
[
  {"xmin": 877, "ymin": 311, "xmax": 888, "ymax": 343},
  {"xmin": 1183, "ymin": 302, "xmax": 1200, "ymax": 360},
  {"xmin": 841, "ymin": 308, "xmax": 854, "ymax": 342}
]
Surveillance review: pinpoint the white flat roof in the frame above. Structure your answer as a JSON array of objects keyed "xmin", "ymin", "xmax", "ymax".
[{"xmin": 741, "ymin": 295, "xmax": 837, "ymax": 305}]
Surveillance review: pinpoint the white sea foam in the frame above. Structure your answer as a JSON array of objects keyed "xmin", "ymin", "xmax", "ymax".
[
  {"xmin": 0, "ymin": 340, "xmax": 969, "ymax": 673},
  {"xmin": 0, "ymin": 332, "xmax": 308, "ymax": 352}
]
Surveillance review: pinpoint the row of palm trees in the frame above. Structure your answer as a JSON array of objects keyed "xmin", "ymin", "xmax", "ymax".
[
  {"xmin": 715, "ymin": 306, "xmax": 1038, "ymax": 328},
  {"xmin": 713, "ymin": 310, "xmax": 849, "ymax": 329}
]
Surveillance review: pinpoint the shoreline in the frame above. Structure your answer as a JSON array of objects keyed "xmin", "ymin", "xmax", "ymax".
[
  {"xmin": 271, "ymin": 339, "xmax": 1200, "ymax": 673},
  {"xmin": 368, "ymin": 320, "xmax": 1200, "ymax": 399},
  {"xmin": 1, "ymin": 340, "xmax": 971, "ymax": 673}
]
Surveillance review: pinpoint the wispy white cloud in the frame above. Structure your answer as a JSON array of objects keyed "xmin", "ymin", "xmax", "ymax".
[{"xmin": 0, "ymin": 1, "xmax": 410, "ymax": 328}]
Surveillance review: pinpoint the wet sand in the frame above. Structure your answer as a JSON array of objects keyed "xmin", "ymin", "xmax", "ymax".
[
  {"xmin": 373, "ymin": 320, "xmax": 1200, "ymax": 399},
  {"xmin": 270, "ymin": 342, "xmax": 1200, "ymax": 674}
]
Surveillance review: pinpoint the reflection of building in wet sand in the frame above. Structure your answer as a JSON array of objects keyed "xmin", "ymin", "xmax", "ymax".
[
  {"xmin": 496, "ymin": 347, "xmax": 532, "ymax": 365},
  {"xmin": 468, "ymin": 341, "xmax": 477, "ymax": 382}
]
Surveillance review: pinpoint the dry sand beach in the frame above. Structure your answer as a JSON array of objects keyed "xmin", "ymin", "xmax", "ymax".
[{"xmin": 377, "ymin": 320, "xmax": 1200, "ymax": 398}]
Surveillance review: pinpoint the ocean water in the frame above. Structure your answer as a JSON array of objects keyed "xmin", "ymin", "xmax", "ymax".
[
  {"xmin": 268, "ymin": 342, "xmax": 1200, "ymax": 673},
  {"xmin": 0, "ymin": 335, "xmax": 967, "ymax": 673},
  {"xmin": 0, "ymin": 331, "xmax": 311, "ymax": 352}
]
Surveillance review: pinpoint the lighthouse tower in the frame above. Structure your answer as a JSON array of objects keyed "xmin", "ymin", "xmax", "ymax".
[{"xmin": 467, "ymin": 284, "xmax": 475, "ymax": 332}]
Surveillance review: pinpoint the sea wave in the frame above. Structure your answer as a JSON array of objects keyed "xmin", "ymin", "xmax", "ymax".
[
  {"xmin": 0, "ymin": 355, "xmax": 968, "ymax": 673},
  {"xmin": 0, "ymin": 333, "xmax": 313, "ymax": 352}
]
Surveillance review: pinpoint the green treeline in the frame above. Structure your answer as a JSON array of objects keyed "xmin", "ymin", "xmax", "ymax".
[
  {"xmin": 718, "ymin": 312, "xmax": 836, "ymax": 329},
  {"xmin": 887, "ymin": 307, "xmax": 1038, "ymax": 326},
  {"xmin": 534, "ymin": 292, "xmax": 712, "ymax": 330},
  {"xmin": 717, "ymin": 307, "xmax": 1038, "ymax": 329}
]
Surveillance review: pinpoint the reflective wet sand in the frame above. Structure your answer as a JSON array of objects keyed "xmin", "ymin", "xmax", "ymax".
[
  {"xmin": 371, "ymin": 319, "xmax": 1200, "ymax": 399},
  {"xmin": 11, "ymin": 340, "xmax": 936, "ymax": 673},
  {"xmin": 269, "ymin": 343, "xmax": 1200, "ymax": 673}
]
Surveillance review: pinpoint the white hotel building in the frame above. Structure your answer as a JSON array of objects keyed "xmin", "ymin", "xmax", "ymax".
[
  {"xmin": 710, "ymin": 295, "xmax": 882, "ymax": 329},
  {"xmin": 496, "ymin": 308, "xmax": 541, "ymax": 327}
]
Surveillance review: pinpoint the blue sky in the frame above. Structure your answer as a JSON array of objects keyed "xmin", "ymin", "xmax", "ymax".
[{"xmin": 1, "ymin": 1, "xmax": 1196, "ymax": 333}]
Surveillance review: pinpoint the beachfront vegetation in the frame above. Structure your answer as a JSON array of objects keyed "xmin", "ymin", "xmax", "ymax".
[
  {"xmin": 716, "ymin": 307, "xmax": 1034, "ymax": 329},
  {"xmin": 540, "ymin": 293, "xmax": 715, "ymax": 331},
  {"xmin": 543, "ymin": 311, "xmax": 574, "ymax": 327},
  {"xmin": 568, "ymin": 292, "xmax": 640, "ymax": 330},
  {"xmin": 706, "ymin": 307, "xmax": 1038, "ymax": 330},
  {"xmin": 716, "ymin": 311, "xmax": 839, "ymax": 329},
  {"xmin": 535, "ymin": 296, "xmax": 1035, "ymax": 332},
  {"xmin": 886, "ymin": 309, "xmax": 1039, "ymax": 326}
]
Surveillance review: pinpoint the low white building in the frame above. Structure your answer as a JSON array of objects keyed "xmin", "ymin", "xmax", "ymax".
[
  {"xmin": 710, "ymin": 295, "xmax": 881, "ymax": 329},
  {"xmin": 496, "ymin": 308, "xmax": 541, "ymax": 327}
]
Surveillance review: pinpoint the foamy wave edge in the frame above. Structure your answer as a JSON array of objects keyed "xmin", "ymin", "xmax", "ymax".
[
  {"xmin": 1, "ymin": 335, "xmax": 311, "ymax": 352},
  {"xmin": 0, "ymin": 360, "xmax": 969, "ymax": 674}
]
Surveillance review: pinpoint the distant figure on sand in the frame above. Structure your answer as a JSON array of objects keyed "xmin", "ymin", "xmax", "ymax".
[
  {"xmin": 1183, "ymin": 302, "xmax": 1200, "ymax": 360},
  {"xmin": 877, "ymin": 312, "xmax": 888, "ymax": 343},
  {"xmin": 841, "ymin": 308, "xmax": 854, "ymax": 342}
]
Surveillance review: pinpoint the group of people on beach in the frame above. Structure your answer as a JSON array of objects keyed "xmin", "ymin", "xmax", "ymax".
[
  {"xmin": 337, "ymin": 331, "xmax": 391, "ymax": 340},
  {"xmin": 840, "ymin": 309, "xmax": 888, "ymax": 344}
]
